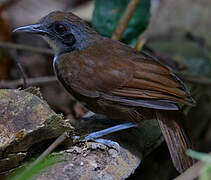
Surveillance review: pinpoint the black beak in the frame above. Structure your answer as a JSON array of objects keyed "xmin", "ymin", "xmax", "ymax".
[{"xmin": 13, "ymin": 24, "xmax": 47, "ymax": 35}]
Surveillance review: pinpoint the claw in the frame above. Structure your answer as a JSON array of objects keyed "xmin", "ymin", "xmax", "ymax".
[
  {"xmin": 73, "ymin": 122, "xmax": 137, "ymax": 152},
  {"xmin": 93, "ymin": 138, "xmax": 121, "ymax": 152}
]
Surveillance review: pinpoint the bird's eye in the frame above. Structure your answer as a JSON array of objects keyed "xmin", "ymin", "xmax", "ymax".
[{"xmin": 54, "ymin": 23, "xmax": 67, "ymax": 34}]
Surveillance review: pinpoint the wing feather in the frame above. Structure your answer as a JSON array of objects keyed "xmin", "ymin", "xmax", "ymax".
[
  {"xmin": 58, "ymin": 38, "xmax": 195, "ymax": 110},
  {"xmin": 107, "ymin": 57, "xmax": 195, "ymax": 107}
]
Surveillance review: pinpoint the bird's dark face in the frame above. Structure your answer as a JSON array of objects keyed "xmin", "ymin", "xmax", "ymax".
[{"xmin": 13, "ymin": 11, "xmax": 99, "ymax": 55}]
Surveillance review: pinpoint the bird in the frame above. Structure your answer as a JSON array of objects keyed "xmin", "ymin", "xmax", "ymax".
[{"xmin": 13, "ymin": 11, "xmax": 196, "ymax": 173}]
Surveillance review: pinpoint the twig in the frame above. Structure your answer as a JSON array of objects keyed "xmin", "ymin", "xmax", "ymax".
[
  {"xmin": 29, "ymin": 132, "xmax": 69, "ymax": 169},
  {"xmin": 0, "ymin": 0, "xmax": 19, "ymax": 10},
  {"xmin": 9, "ymin": 46, "xmax": 28, "ymax": 88},
  {"xmin": 173, "ymin": 153, "xmax": 211, "ymax": 180},
  {"xmin": 2, "ymin": 73, "xmax": 211, "ymax": 89},
  {"xmin": 13, "ymin": 57, "xmax": 27, "ymax": 88},
  {"xmin": 174, "ymin": 161, "xmax": 203, "ymax": 180},
  {"xmin": 112, "ymin": 0, "xmax": 140, "ymax": 40},
  {"xmin": 0, "ymin": 41, "xmax": 53, "ymax": 88},
  {"xmin": 0, "ymin": 76, "xmax": 57, "ymax": 88},
  {"xmin": 143, "ymin": 45, "xmax": 187, "ymax": 70},
  {"xmin": 177, "ymin": 73, "xmax": 211, "ymax": 86},
  {"xmin": 0, "ymin": 41, "xmax": 54, "ymax": 55}
]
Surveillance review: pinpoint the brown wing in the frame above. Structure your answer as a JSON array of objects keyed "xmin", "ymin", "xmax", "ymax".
[
  {"xmin": 107, "ymin": 54, "xmax": 195, "ymax": 107},
  {"xmin": 57, "ymin": 38, "xmax": 195, "ymax": 110}
]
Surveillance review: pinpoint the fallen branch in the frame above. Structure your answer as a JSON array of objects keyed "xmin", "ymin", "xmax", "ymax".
[
  {"xmin": 2, "ymin": 73, "xmax": 211, "ymax": 89},
  {"xmin": 174, "ymin": 155, "xmax": 209, "ymax": 180},
  {"xmin": 0, "ymin": 76, "xmax": 57, "ymax": 88},
  {"xmin": 0, "ymin": 41, "xmax": 53, "ymax": 55},
  {"xmin": 13, "ymin": 56, "xmax": 27, "ymax": 88},
  {"xmin": 143, "ymin": 45, "xmax": 187, "ymax": 70},
  {"xmin": 112, "ymin": 0, "xmax": 140, "ymax": 40},
  {"xmin": 30, "ymin": 132, "xmax": 69, "ymax": 168},
  {"xmin": 177, "ymin": 73, "xmax": 211, "ymax": 86},
  {"xmin": 0, "ymin": 0, "xmax": 19, "ymax": 9}
]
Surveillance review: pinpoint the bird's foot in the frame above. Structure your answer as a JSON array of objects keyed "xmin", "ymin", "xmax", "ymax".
[
  {"xmin": 92, "ymin": 138, "xmax": 121, "ymax": 152},
  {"xmin": 74, "ymin": 122, "xmax": 137, "ymax": 152}
]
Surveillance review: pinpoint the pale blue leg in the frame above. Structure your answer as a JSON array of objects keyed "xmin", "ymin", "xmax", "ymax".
[{"xmin": 74, "ymin": 122, "xmax": 137, "ymax": 152}]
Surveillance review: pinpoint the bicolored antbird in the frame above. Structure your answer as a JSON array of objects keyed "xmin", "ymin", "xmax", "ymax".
[{"xmin": 14, "ymin": 11, "xmax": 196, "ymax": 173}]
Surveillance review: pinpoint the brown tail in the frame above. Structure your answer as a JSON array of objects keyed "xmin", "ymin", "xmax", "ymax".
[{"xmin": 156, "ymin": 110, "xmax": 195, "ymax": 173}]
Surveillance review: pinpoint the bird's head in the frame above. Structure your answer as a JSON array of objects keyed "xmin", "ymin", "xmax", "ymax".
[{"xmin": 13, "ymin": 11, "xmax": 100, "ymax": 55}]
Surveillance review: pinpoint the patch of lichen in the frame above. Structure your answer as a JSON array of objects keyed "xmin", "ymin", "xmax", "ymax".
[
  {"xmin": 44, "ymin": 114, "xmax": 75, "ymax": 135},
  {"xmin": 24, "ymin": 86, "xmax": 43, "ymax": 99}
]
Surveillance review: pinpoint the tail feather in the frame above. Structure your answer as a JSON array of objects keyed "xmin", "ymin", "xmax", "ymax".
[{"xmin": 156, "ymin": 110, "xmax": 195, "ymax": 173}]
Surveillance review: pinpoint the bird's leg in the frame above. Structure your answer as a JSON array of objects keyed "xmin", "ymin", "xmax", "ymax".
[{"xmin": 74, "ymin": 122, "xmax": 137, "ymax": 152}]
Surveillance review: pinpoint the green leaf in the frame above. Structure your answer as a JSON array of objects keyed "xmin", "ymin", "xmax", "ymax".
[
  {"xmin": 9, "ymin": 154, "xmax": 64, "ymax": 180},
  {"xmin": 187, "ymin": 150, "xmax": 211, "ymax": 180},
  {"xmin": 92, "ymin": 0, "xmax": 151, "ymax": 44},
  {"xmin": 187, "ymin": 150, "xmax": 211, "ymax": 163},
  {"xmin": 200, "ymin": 165, "xmax": 211, "ymax": 180}
]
